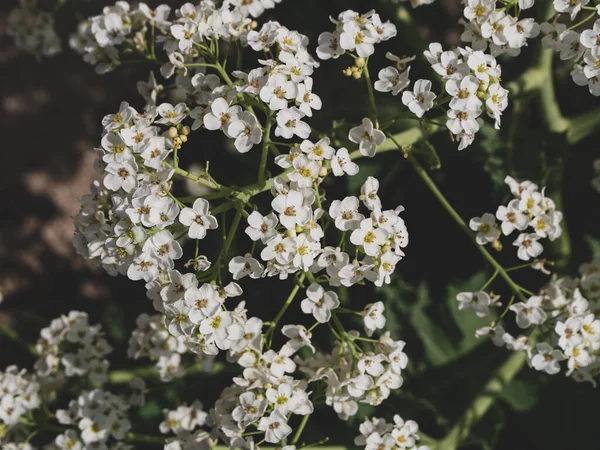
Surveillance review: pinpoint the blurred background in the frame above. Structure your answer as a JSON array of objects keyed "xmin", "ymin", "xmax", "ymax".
[{"xmin": 1, "ymin": 0, "xmax": 600, "ymax": 448}]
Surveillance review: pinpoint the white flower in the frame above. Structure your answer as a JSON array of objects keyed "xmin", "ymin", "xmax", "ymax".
[
  {"xmin": 263, "ymin": 348, "xmax": 297, "ymax": 378},
  {"xmin": 275, "ymin": 107, "xmax": 311, "ymax": 139},
  {"xmin": 510, "ymin": 296, "xmax": 547, "ymax": 328},
  {"xmin": 179, "ymin": 199, "xmax": 218, "ymax": 239},
  {"xmin": 554, "ymin": 0, "xmax": 589, "ymax": 20},
  {"xmin": 456, "ymin": 291, "xmax": 492, "ymax": 317},
  {"xmin": 361, "ymin": 176, "xmax": 381, "ymax": 211},
  {"xmin": 260, "ymin": 73, "xmax": 298, "ymax": 110},
  {"xmin": 366, "ymin": 13, "xmax": 397, "ymax": 42},
  {"xmin": 447, "ymin": 106, "xmax": 482, "ymax": 136},
  {"xmin": 232, "ymin": 391, "xmax": 267, "ymax": 428},
  {"xmin": 227, "ymin": 111, "xmax": 263, "ymax": 153},
  {"xmin": 559, "ymin": 30, "xmax": 585, "ymax": 60},
  {"xmin": 140, "ymin": 136, "xmax": 172, "ymax": 170},
  {"xmin": 331, "ymin": 147, "xmax": 359, "ymax": 177},
  {"xmin": 581, "ymin": 19, "xmax": 600, "ymax": 54},
  {"xmin": 127, "ymin": 251, "xmax": 160, "ymax": 282},
  {"xmin": 481, "ymin": 11, "xmax": 511, "ymax": 46},
  {"xmin": 513, "ymin": 233, "xmax": 544, "ymax": 261},
  {"xmin": 339, "ymin": 21, "xmax": 376, "ymax": 57},
  {"xmin": 104, "ymin": 160, "xmax": 138, "ymax": 192},
  {"xmin": 282, "ymin": 324, "xmax": 315, "ymax": 353},
  {"xmin": 293, "ymin": 233, "xmax": 320, "ymax": 270},
  {"xmin": 348, "ymin": 118, "xmax": 386, "ymax": 158},
  {"xmin": 540, "ymin": 22, "xmax": 567, "ymax": 51},
  {"xmin": 496, "ymin": 201, "xmax": 528, "ymax": 235},
  {"xmin": 402, "ymin": 80, "xmax": 436, "ymax": 118},
  {"xmin": 229, "ymin": 254, "xmax": 264, "ymax": 280},
  {"xmin": 581, "ymin": 313, "xmax": 600, "ymax": 343},
  {"xmin": 432, "ymin": 50, "xmax": 468, "ymax": 80},
  {"xmin": 555, "ymin": 317, "xmax": 584, "ymax": 349},
  {"xmin": 156, "ymin": 102, "xmax": 187, "ymax": 124},
  {"xmin": 171, "ymin": 21, "xmax": 198, "ymax": 52},
  {"xmin": 261, "ymin": 234, "xmax": 296, "ymax": 264},
  {"xmin": 374, "ymin": 66, "xmax": 410, "ymax": 96},
  {"xmin": 469, "ymin": 213, "xmax": 500, "ymax": 245},
  {"xmin": 300, "ymin": 283, "xmax": 340, "ymax": 323},
  {"xmin": 446, "ymin": 75, "xmax": 482, "ymax": 111},
  {"xmin": 184, "ymin": 284, "xmax": 221, "ymax": 324},
  {"xmin": 329, "ymin": 196, "xmax": 364, "ymax": 231},
  {"xmin": 245, "ymin": 211, "xmax": 278, "ymax": 243},
  {"xmin": 257, "ymin": 411, "xmax": 293, "ymax": 444},
  {"xmin": 363, "ymin": 302, "xmax": 386, "ymax": 337},
  {"xmin": 316, "ymin": 31, "xmax": 344, "ymax": 60},
  {"xmin": 203, "ymin": 98, "xmax": 242, "ymax": 135},
  {"xmin": 101, "ymin": 133, "xmax": 132, "ymax": 163},
  {"xmin": 464, "ymin": 0, "xmax": 495, "ymax": 23},
  {"xmin": 199, "ymin": 311, "xmax": 234, "ymax": 346},
  {"xmin": 296, "ymin": 78, "xmax": 322, "ymax": 117},
  {"xmin": 271, "ymin": 190, "xmax": 311, "ymax": 230},
  {"xmin": 505, "ymin": 18, "xmax": 539, "ymax": 49},
  {"xmin": 288, "ymin": 155, "xmax": 320, "ymax": 188},
  {"xmin": 300, "ymin": 138, "xmax": 334, "ymax": 161},
  {"xmin": 350, "ymin": 218, "xmax": 389, "ymax": 256},
  {"xmin": 144, "ymin": 230, "xmax": 183, "ymax": 266}
]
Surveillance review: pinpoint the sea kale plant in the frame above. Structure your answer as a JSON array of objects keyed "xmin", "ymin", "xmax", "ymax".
[{"xmin": 3, "ymin": 0, "xmax": 600, "ymax": 449}]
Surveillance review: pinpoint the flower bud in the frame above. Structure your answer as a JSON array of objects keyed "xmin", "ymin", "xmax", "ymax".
[
  {"xmin": 352, "ymin": 70, "xmax": 362, "ymax": 79},
  {"xmin": 492, "ymin": 239, "xmax": 503, "ymax": 251},
  {"xmin": 168, "ymin": 127, "xmax": 178, "ymax": 138},
  {"xmin": 181, "ymin": 126, "xmax": 191, "ymax": 136},
  {"xmin": 319, "ymin": 167, "xmax": 327, "ymax": 177},
  {"xmin": 180, "ymin": 134, "xmax": 188, "ymax": 143},
  {"xmin": 286, "ymin": 229, "xmax": 297, "ymax": 238},
  {"xmin": 355, "ymin": 57, "xmax": 366, "ymax": 67}
]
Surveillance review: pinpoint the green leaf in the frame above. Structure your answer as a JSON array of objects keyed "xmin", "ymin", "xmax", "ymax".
[
  {"xmin": 410, "ymin": 283, "xmax": 460, "ymax": 366},
  {"xmin": 500, "ymin": 379, "xmax": 542, "ymax": 412},
  {"xmin": 446, "ymin": 271, "xmax": 491, "ymax": 354}
]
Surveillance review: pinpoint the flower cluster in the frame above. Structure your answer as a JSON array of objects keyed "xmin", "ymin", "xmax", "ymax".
[
  {"xmin": 460, "ymin": 258, "xmax": 600, "ymax": 385},
  {"xmin": 297, "ymin": 325, "xmax": 408, "ymax": 420},
  {"xmin": 454, "ymin": 0, "xmax": 600, "ymax": 96},
  {"xmin": 459, "ymin": 0, "xmax": 540, "ymax": 57},
  {"xmin": 354, "ymin": 415, "xmax": 430, "ymax": 450},
  {"xmin": 238, "ymin": 174, "xmax": 408, "ymax": 285},
  {"xmin": 542, "ymin": 18, "xmax": 600, "ymax": 96},
  {"xmin": 55, "ymin": 389, "xmax": 132, "ymax": 447},
  {"xmin": 0, "ymin": 366, "xmax": 41, "ymax": 426},
  {"xmin": 316, "ymin": 10, "xmax": 397, "ymax": 60},
  {"xmin": 7, "ymin": 0, "xmax": 61, "ymax": 58},
  {"xmin": 427, "ymin": 43, "xmax": 508, "ymax": 148},
  {"xmin": 212, "ymin": 369, "xmax": 312, "ymax": 447},
  {"xmin": 160, "ymin": 400, "xmax": 211, "ymax": 449},
  {"xmin": 7, "ymin": 0, "xmax": 599, "ymax": 448},
  {"xmin": 128, "ymin": 313, "xmax": 190, "ymax": 381},
  {"xmin": 34, "ymin": 311, "xmax": 113, "ymax": 385},
  {"xmin": 470, "ymin": 176, "xmax": 563, "ymax": 261}
]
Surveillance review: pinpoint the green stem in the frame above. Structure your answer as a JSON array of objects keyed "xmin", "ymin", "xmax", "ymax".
[
  {"xmin": 266, "ymin": 273, "xmax": 306, "ymax": 348},
  {"xmin": 436, "ymin": 350, "xmax": 528, "ymax": 450},
  {"xmin": 291, "ymin": 414, "xmax": 310, "ymax": 445},
  {"xmin": 479, "ymin": 270, "xmax": 499, "ymax": 292},
  {"xmin": 403, "ymin": 152, "xmax": 528, "ymax": 302},
  {"xmin": 363, "ymin": 61, "xmax": 378, "ymax": 123},
  {"xmin": 213, "ymin": 209, "xmax": 242, "ymax": 283},
  {"xmin": 259, "ymin": 121, "xmax": 273, "ymax": 186},
  {"xmin": 164, "ymin": 162, "xmax": 225, "ymax": 191},
  {"xmin": 0, "ymin": 324, "xmax": 37, "ymax": 356},
  {"xmin": 568, "ymin": 10, "xmax": 597, "ymax": 30}
]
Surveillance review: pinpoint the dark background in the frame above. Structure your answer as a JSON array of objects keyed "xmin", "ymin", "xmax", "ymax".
[{"xmin": 1, "ymin": 0, "xmax": 599, "ymax": 448}]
